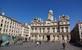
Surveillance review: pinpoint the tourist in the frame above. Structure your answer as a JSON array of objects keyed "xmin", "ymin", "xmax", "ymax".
[
  {"xmin": 62, "ymin": 41, "xmax": 66, "ymax": 50},
  {"xmin": 36, "ymin": 41, "xmax": 39, "ymax": 46}
]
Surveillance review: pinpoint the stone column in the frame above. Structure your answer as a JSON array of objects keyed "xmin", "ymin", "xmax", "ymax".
[
  {"xmin": 33, "ymin": 27, "xmax": 35, "ymax": 33},
  {"xmin": 50, "ymin": 27, "xmax": 53, "ymax": 33},
  {"xmin": 59, "ymin": 35, "xmax": 62, "ymax": 43},
  {"xmin": 50, "ymin": 35, "xmax": 54, "ymax": 41},
  {"xmin": 55, "ymin": 35, "xmax": 58, "ymax": 41},
  {"xmin": 37, "ymin": 35, "xmax": 40, "ymax": 41},
  {"xmin": 55, "ymin": 27, "xmax": 57, "ymax": 33},
  {"xmin": 45, "ymin": 28, "xmax": 47, "ymax": 33},
  {"xmin": 64, "ymin": 36, "xmax": 67, "ymax": 43},
  {"xmin": 67, "ymin": 34, "xmax": 71, "ymax": 42},
  {"xmin": 44, "ymin": 35, "xmax": 47, "ymax": 41},
  {"xmin": 40, "ymin": 35, "xmax": 43, "ymax": 41},
  {"xmin": 68, "ymin": 26, "xmax": 70, "ymax": 32},
  {"xmin": 41, "ymin": 27, "xmax": 43, "ymax": 33},
  {"xmin": 37, "ymin": 27, "xmax": 39, "ymax": 33},
  {"xmin": 32, "ymin": 35, "xmax": 35, "ymax": 41},
  {"xmin": 64, "ymin": 27, "xmax": 66, "ymax": 32},
  {"xmin": 60, "ymin": 27, "xmax": 62, "ymax": 32}
]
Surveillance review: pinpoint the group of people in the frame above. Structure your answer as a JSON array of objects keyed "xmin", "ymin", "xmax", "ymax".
[{"xmin": 36, "ymin": 40, "xmax": 67, "ymax": 50}]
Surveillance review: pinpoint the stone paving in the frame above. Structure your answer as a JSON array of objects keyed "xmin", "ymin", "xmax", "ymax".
[{"xmin": 0, "ymin": 42, "xmax": 82, "ymax": 50}]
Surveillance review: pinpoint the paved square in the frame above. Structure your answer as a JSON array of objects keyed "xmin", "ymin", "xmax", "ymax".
[{"xmin": 0, "ymin": 42, "xmax": 82, "ymax": 50}]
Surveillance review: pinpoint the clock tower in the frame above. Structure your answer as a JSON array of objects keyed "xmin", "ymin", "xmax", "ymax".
[{"xmin": 48, "ymin": 10, "xmax": 54, "ymax": 21}]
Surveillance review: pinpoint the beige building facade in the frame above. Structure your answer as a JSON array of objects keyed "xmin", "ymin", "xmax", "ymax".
[
  {"xmin": 0, "ymin": 10, "xmax": 70, "ymax": 42},
  {"xmin": 30, "ymin": 10, "xmax": 70, "ymax": 42},
  {"xmin": 0, "ymin": 14, "xmax": 30, "ymax": 39}
]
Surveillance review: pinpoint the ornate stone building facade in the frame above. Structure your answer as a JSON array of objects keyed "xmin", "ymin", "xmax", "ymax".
[{"xmin": 30, "ymin": 10, "xmax": 70, "ymax": 42}]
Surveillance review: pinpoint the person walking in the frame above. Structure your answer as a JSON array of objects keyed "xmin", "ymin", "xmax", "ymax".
[
  {"xmin": 62, "ymin": 40, "xmax": 66, "ymax": 50},
  {"xmin": 0, "ymin": 40, "xmax": 3, "ymax": 47},
  {"xmin": 62, "ymin": 42, "xmax": 65, "ymax": 50},
  {"xmin": 36, "ymin": 41, "xmax": 39, "ymax": 46}
]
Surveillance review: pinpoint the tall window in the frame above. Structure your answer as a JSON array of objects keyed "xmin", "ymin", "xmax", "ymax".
[
  {"xmin": 5, "ymin": 21, "xmax": 7, "ymax": 24},
  {"xmin": 35, "ymin": 27, "xmax": 37, "ymax": 30},
  {"xmin": 43, "ymin": 28, "xmax": 45, "ymax": 33},
  {"xmin": 34, "ymin": 27, "xmax": 37, "ymax": 33},
  {"xmin": 0, "ymin": 28, "xmax": 2, "ymax": 31},
  {"xmin": 32, "ymin": 27, "xmax": 34, "ymax": 33},
  {"xmin": 53, "ymin": 28, "xmax": 55, "ymax": 33},
  {"xmin": 61, "ymin": 27, "xmax": 64, "ymax": 32},
  {"xmin": 0, "ymin": 24, "xmax": 3, "ymax": 27},
  {"xmin": 40, "ymin": 28, "xmax": 41, "ymax": 33},
  {"xmin": 47, "ymin": 27, "xmax": 50, "ymax": 33},
  {"xmin": 1, "ymin": 19, "xmax": 3, "ymax": 23},
  {"xmin": 66, "ymin": 27, "xmax": 68, "ymax": 32}
]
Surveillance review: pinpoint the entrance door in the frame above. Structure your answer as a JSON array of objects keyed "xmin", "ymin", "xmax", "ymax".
[{"xmin": 47, "ymin": 35, "xmax": 50, "ymax": 41}]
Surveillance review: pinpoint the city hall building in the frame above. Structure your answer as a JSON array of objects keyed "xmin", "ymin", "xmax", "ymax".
[
  {"xmin": 30, "ymin": 10, "xmax": 70, "ymax": 42},
  {"xmin": 0, "ymin": 10, "xmax": 70, "ymax": 42}
]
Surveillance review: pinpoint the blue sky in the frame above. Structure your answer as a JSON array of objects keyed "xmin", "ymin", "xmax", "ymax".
[{"xmin": 0, "ymin": 0, "xmax": 82, "ymax": 30}]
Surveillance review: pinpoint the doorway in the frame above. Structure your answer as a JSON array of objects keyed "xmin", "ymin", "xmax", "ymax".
[{"xmin": 47, "ymin": 35, "xmax": 50, "ymax": 41}]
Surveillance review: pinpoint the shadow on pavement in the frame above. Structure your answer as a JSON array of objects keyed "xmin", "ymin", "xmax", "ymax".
[{"xmin": 69, "ymin": 42, "xmax": 82, "ymax": 47}]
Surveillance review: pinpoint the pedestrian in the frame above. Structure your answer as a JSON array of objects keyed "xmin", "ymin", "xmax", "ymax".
[
  {"xmin": 36, "ymin": 41, "xmax": 39, "ymax": 46},
  {"xmin": 62, "ymin": 42, "xmax": 66, "ymax": 50},
  {"xmin": 0, "ymin": 40, "xmax": 3, "ymax": 47}
]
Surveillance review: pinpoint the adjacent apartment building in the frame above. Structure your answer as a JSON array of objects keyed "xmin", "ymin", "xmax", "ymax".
[
  {"xmin": 70, "ymin": 22, "xmax": 82, "ymax": 43},
  {"xmin": 30, "ymin": 10, "xmax": 70, "ymax": 42},
  {"xmin": 0, "ymin": 13, "xmax": 30, "ymax": 40}
]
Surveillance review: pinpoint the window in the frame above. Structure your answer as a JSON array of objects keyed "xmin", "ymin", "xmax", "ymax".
[
  {"xmin": 1, "ymin": 19, "xmax": 3, "ymax": 22},
  {"xmin": 0, "ymin": 24, "xmax": 3, "ymax": 27},
  {"xmin": 9, "ymin": 29, "xmax": 11, "ymax": 31},
  {"xmin": 35, "ymin": 27, "xmax": 37, "ymax": 30},
  {"xmin": 10, "ymin": 26, "xmax": 11, "ymax": 28},
  {"xmin": 6, "ymin": 29, "xmax": 7, "ymax": 32},
  {"xmin": 43, "ymin": 28, "xmax": 45, "ymax": 33},
  {"xmin": 39, "ymin": 35, "xmax": 41, "ymax": 37},
  {"xmin": 62, "ymin": 35, "xmax": 64, "ymax": 40},
  {"xmin": 40, "ymin": 28, "xmax": 41, "ymax": 33},
  {"xmin": 61, "ymin": 27, "xmax": 64, "ymax": 32},
  {"xmin": 7, "ymin": 22, "xmax": 9, "ymax": 24},
  {"xmin": 47, "ymin": 27, "xmax": 50, "ymax": 33},
  {"xmin": 3, "ymin": 29, "xmax": 5, "ymax": 32},
  {"xmin": 7, "ymin": 25, "xmax": 8, "ymax": 28},
  {"xmin": 53, "ymin": 28, "xmax": 55, "ymax": 32},
  {"xmin": 32, "ymin": 27, "xmax": 34, "ymax": 30},
  {"xmin": 66, "ymin": 27, "xmax": 68, "ymax": 32},
  {"xmin": 81, "ymin": 33, "xmax": 82, "ymax": 37},
  {"xmin": 0, "ymin": 28, "xmax": 2, "ymax": 31},
  {"xmin": 12, "ymin": 30, "xmax": 13, "ymax": 32},
  {"xmin": 5, "ymin": 21, "xmax": 7, "ymax": 23},
  {"xmin": 4, "ymin": 25, "xmax": 6, "ymax": 28}
]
